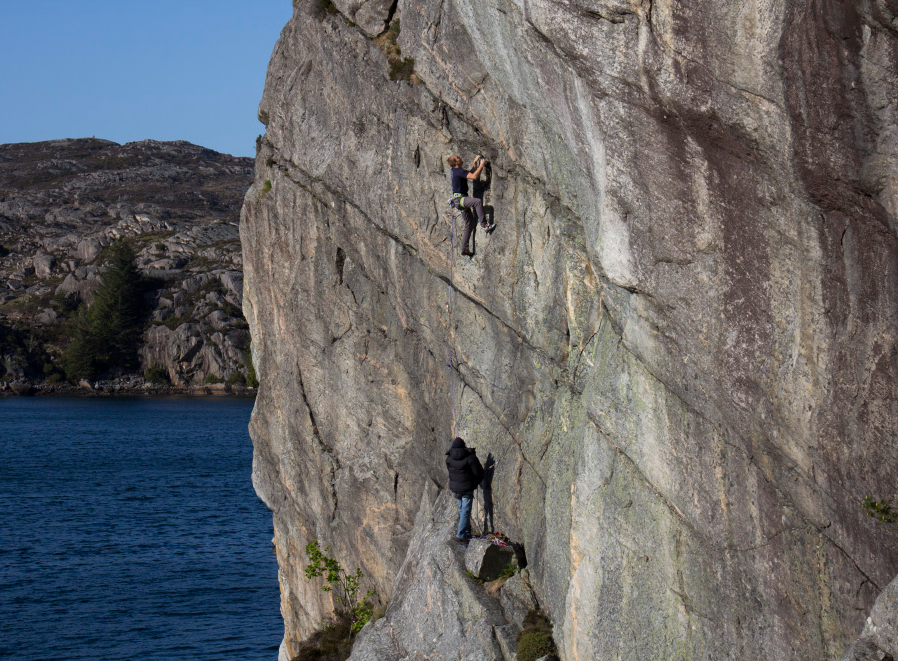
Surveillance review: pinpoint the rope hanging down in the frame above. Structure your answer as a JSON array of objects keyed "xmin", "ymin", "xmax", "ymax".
[{"xmin": 447, "ymin": 206, "xmax": 458, "ymax": 436}]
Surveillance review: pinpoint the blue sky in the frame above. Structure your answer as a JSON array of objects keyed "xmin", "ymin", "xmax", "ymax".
[{"xmin": 0, "ymin": 1, "xmax": 293, "ymax": 157}]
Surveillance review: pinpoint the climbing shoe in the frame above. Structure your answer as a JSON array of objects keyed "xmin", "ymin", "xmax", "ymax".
[{"xmin": 461, "ymin": 248, "xmax": 473, "ymax": 256}]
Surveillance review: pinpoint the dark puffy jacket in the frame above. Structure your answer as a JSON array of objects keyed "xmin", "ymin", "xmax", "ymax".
[{"xmin": 445, "ymin": 437, "xmax": 484, "ymax": 495}]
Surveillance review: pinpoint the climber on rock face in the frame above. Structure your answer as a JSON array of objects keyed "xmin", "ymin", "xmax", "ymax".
[
  {"xmin": 447, "ymin": 154, "xmax": 494, "ymax": 256},
  {"xmin": 445, "ymin": 436, "xmax": 484, "ymax": 544}
]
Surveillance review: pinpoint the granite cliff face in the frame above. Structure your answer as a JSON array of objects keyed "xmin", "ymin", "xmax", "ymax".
[
  {"xmin": 0, "ymin": 138, "xmax": 254, "ymax": 391},
  {"xmin": 241, "ymin": 1, "xmax": 898, "ymax": 659}
]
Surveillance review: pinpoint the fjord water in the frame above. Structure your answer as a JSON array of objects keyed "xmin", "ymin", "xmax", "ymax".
[{"xmin": 0, "ymin": 397, "xmax": 281, "ymax": 661}]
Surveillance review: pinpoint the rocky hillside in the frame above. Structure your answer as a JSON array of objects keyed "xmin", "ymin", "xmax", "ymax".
[
  {"xmin": 0, "ymin": 138, "xmax": 255, "ymax": 393},
  {"xmin": 242, "ymin": 1, "xmax": 898, "ymax": 660}
]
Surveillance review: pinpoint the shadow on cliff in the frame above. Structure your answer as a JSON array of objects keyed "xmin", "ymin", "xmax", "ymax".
[{"xmin": 480, "ymin": 453, "xmax": 496, "ymax": 534}]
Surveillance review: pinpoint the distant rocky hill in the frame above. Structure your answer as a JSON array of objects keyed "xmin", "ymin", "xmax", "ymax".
[{"xmin": 0, "ymin": 138, "xmax": 255, "ymax": 394}]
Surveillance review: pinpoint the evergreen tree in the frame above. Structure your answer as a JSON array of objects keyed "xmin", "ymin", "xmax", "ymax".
[{"xmin": 63, "ymin": 241, "xmax": 153, "ymax": 380}]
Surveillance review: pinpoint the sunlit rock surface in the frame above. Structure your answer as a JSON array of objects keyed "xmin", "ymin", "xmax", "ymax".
[{"xmin": 241, "ymin": 1, "xmax": 898, "ymax": 659}]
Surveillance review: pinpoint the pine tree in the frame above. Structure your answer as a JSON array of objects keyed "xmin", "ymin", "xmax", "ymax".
[{"xmin": 63, "ymin": 241, "xmax": 153, "ymax": 380}]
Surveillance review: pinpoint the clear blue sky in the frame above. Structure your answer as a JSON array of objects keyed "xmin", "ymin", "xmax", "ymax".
[{"xmin": 0, "ymin": 1, "xmax": 293, "ymax": 157}]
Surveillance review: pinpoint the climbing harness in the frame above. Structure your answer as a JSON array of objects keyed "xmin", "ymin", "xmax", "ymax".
[{"xmin": 448, "ymin": 192, "xmax": 468, "ymax": 211}]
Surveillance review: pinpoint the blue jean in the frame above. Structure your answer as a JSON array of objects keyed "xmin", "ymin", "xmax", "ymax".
[{"xmin": 456, "ymin": 492, "xmax": 474, "ymax": 539}]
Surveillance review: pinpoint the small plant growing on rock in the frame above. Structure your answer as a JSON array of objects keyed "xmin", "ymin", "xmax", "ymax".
[
  {"xmin": 374, "ymin": 20, "xmax": 418, "ymax": 82},
  {"xmin": 465, "ymin": 570, "xmax": 485, "ymax": 584},
  {"xmin": 863, "ymin": 496, "xmax": 898, "ymax": 523},
  {"xmin": 516, "ymin": 610, "xmax": 558, "ymax": 661},
  {"xmin": 305, "ymin": 540, "xmax": 377, "ymax": 636}
]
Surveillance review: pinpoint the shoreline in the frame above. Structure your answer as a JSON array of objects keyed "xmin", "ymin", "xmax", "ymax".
[{"xmin": 1, "ymin": 381, "xmax": 257, "ymax": 398}]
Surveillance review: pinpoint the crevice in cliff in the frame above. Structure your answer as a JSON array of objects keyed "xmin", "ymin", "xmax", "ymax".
[
  {"xmin": 380, "ymin": 0, "xmax": 400, "ymax": 36},
  {"xmin": 452, "ymin": 367, "xmax": 547, "ymax": 488},
  {"xmin": 297, "ymin": 369, "xmax": 341, "ymax": 523}
]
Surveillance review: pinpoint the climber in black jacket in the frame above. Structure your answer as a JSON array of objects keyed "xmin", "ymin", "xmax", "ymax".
[{"xmin": 445, "ymin": 437, "xmax": 484, "ymax": 542}]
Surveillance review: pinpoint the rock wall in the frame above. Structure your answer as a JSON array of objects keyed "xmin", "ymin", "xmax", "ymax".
[{"xmin": 241, "ymin": 1, "xmax": 898, "ymax": 659}]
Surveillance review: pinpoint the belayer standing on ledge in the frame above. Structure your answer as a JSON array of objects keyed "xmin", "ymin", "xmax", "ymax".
[
  {"xmin": 446, "ymin": 436, "xmax": 484, "ymax": 544},
  {"xmin": 448, "ymin": 154, "xmax": 494, "ymax": 256}
]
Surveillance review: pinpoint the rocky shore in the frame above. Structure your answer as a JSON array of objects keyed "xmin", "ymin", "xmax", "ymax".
[
  {"xmin": 0, "ymin": 376, "xmax": 256, "ymax": 397},
  {"xmin": 0, "ymin": 138, "xmax": 255, "ymax": 392}
]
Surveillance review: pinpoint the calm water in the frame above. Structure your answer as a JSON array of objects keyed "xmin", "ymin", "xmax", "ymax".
[{"xmin": 0, "ymin": 397, "xmax": 282, "ymax": 661}]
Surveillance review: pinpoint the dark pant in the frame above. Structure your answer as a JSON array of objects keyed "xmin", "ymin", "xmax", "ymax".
[
  {"xmin": 460, "ymin": 209, "xmax": 477, "ymax": 252},
  {"xmin": 462, "ymin": 196, "xmax": 486, "ymax": 226},
  {"xmin": 456, "ymin": 196, "xmax": 485, "ymax": 253}
]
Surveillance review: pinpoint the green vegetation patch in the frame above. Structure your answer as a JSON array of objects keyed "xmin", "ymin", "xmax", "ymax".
[
  {"xmin": 516, "ymin": 610, "xmax": 558, "ymax": 661},
  {"xmin": 290, "ymin": 614, "xmax": 354, "ymax": 661},
  {"xmin": 863, "ymin": 496, "xmax": 898, "ymax": 523},
  {"xmin": 374, "ymin": 20, "xmax": 418, "ymax": 82},
  {"xmin": 144, "ymin": 363, "xmax": 169, "ymax": 384},
  {"xmin": 63, "ymin": 241, "xmax": 157, "ymax": 381},
  {"xmin": 244, "ymin": 347, "xmax": 259, "ymax": 388},
  {"xmin": 304, "ymin": 540, "xmax": 379, "ymax": 637}
]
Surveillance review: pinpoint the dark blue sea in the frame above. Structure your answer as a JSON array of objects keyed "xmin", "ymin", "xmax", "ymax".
[{"xmin": 0, "ymin": 397, "xmax": 282, "ymax": 661}]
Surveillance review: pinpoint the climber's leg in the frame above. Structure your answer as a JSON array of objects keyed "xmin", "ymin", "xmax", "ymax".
[
  {"xmin": 463, "ymin": 196, "xmax": 486, "ymax": 227},
  {"xmin": 456, "ymin": 492, "xmax": 474, "ymax": 538},
  {"xmin": 460, "ymin": 209, "xmax": 476, "ymax": 256}
]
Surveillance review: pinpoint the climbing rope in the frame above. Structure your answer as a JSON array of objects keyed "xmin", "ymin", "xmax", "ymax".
[{"xmin": 447, "ymin": 205, "xmax": 458, "ymax": 437}]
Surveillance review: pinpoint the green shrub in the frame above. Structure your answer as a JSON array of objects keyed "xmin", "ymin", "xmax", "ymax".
[
  {"xmin": 227, "ymin": 371, "xmax": 246, "ymax": 386},
  {"xmin": 305, "ymin": 541, "xmax": 378, "ymax": 637},
  {"xmin": 158, "ymin": 315, "xmax": 188, "ymax": 330},
  {"xmin": 375, "ymin": 19, "xmax": 417, "ymax": 82},
  {"xmin": 863, "ymin": 496, "xmax": 898, "ymax": 523},
  {"xmin": 516, "ymin": 610, "xmax": 557, "ymax": 661},
  {"xmin": 144, "ymin": 363, "xmax": 169, "ymax": 384},
  {"xmin": 517, "ymin": 629, "xmax": 557, "ymax": 661},
  {"xmin": 498, "ymin": 565, "xmax": 519, "ymax": 580},
  {"xmin": 389, "ymin": 57, "xmax": 415, "ymax": 81},
  {"xmin": 204, "ymin": 372, "xmax": 223, "ymax": 384},
  {"xmin": 245, "ymin": 347, "xmax": 259, "ymax": 388},
  {"xmin": 261, "ymin": 179, "xmax": 272, "ymax": 196}
]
